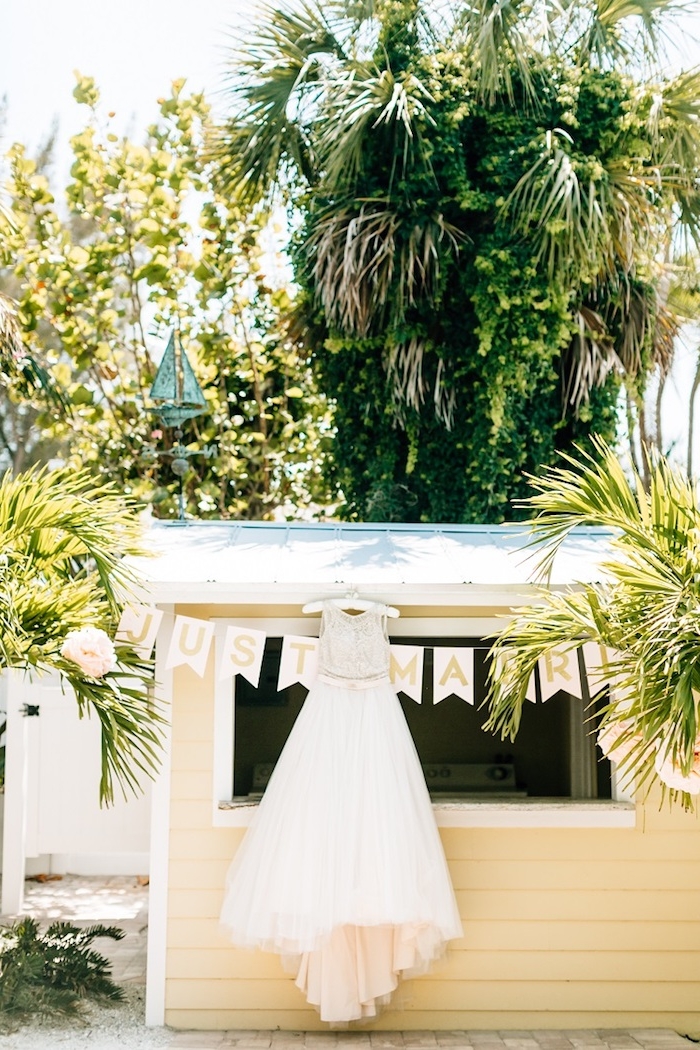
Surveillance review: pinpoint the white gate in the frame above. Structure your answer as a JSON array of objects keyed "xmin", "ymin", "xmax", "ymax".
[{"xmin": 1, "ymin": 670, "xmax": 151, "ymax": 914}]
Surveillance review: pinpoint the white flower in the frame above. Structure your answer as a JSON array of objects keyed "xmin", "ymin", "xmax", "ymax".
[
  {"xmin": 61, "ymin": 626, "xmax": 117, "ymax": 678},
  {"xmin": 654, "ymin": 738, "xmax": 700, "ymax": 795},
  {"xmin": 597, "ymin": 718, "xmax": 641, "ymax": 764}
]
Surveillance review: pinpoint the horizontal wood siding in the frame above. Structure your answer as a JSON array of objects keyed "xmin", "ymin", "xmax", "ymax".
[{"xmin": 164, "ymin": 605, "xmax": 700, "ymax": 1032}]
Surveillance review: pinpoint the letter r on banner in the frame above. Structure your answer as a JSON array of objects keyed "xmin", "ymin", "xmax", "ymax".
[{"xmin": 539, "ymin": 646, "xmax": 582, "ymax": 701}]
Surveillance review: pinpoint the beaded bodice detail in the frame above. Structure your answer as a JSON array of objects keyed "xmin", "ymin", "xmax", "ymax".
[{"xmin": 317, "ymin": 601, "xmax": 390, "ymax": 686}]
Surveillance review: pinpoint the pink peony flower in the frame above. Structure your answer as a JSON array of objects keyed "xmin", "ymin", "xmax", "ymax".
[
  {"xmin": 61, "ymin": 626, "xmax": 117, "ymax": 678},
  {"xmin": 597, "ymin": 719, "xmax": 642, "ymax": 764},
  {"xmin": 654, "ymin": 739, "xmax": 700, "ymax": 795}
]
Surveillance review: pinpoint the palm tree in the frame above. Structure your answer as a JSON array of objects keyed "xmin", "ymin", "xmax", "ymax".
[
  {"xmin": 483, "ymin": 439, "xmax": 700, "ymax": 807},
  {"xmin": 0, "ymin": 465, "xmax": 162, "ymax": 805},
  {"xmin": 215, "ymin": 0, "xmax": 700, "ymax": 425}
]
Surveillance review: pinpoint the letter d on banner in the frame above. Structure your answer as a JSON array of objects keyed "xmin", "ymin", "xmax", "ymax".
[
  {"xmin": 166, "ymin": 616, "xmax": 215, "ymax": 677},
  {"xmin": 218, "ymin": 625, "xmax": 266, "ymax": 686}
]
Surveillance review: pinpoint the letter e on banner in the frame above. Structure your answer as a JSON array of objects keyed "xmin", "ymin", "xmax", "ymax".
[
  {"xmin": 116, "ymin": 604, "xmax": 163, "ymax": 658},
  {"xmin": 389, "ymin": 645, "xmax": 424, "ymax": 704},
  {"xmin": 278, "ymin": 636, "xmax": 319, "ymax": 690},
  {"xmin": 539, "ymin": 646, "xmax": 582, "ymax": 702},
  {"xmin": 433, "ymin": 647, "xmax": 474, "ymax": 704},
  {"xmin": 218, "ymin": 625, "xmax": 266, "ymax": 686},
  {"xmin": 166, "ymin": 616, "xmax": 215, "ymax": 677}
]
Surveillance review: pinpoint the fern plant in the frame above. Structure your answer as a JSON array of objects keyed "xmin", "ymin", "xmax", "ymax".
[{"xmin": 0, "ymin": 917, "xmax": 125, "ymax": 1028}]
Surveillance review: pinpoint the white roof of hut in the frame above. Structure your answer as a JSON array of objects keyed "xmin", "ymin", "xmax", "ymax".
[{"xmin": 127, "ymin": 521, "xmax": 613, "ymax": 607}]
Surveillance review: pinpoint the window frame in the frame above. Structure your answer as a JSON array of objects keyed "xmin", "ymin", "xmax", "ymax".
[{"xmin": 211, "ymin": 616, "xmax": 636, "ymax": 829}]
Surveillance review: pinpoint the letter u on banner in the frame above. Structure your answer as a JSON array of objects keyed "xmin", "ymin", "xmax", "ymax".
[
  {"xmin": 166, "ymin": 615, "xmax": 215, "ymax": 677},
  {"xmin": 279, "ymin": 636, "xmax": 319, "ymax": 690},
  {"xmin": 218, "ymin": 625, "xmax": 266, "ymax": 686},
  {"xmin": 433, "ymin": 647, "xmax": 474, "ymax": 704},
  {"xmin": 389, "ymin": 645, "xmax": 424, "ymax": 703},
  {"xmin": 116, "ymin": 604, "xmax": 163, "ymax": 658},
  {"xmin": 539, "ymin": 646, "xmax": 582, "ymax": 702}
]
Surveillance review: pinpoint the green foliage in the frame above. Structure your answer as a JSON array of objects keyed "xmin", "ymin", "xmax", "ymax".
[
  {"xmin": 483, "ymin": 440, "xmax": 700, "ymax": 809},
  {"xmin": 0, "ymin": 917, "xmax": 124, "ymax": 1028},
  {"xmin": 0, "ymin": 465, "xmax": 163, "ymax": 804},
  {"xmin": 219, "ymin": 0, "xmax": 697, "ymax": 521},
  {"xmin": 0, "ymin": 75, "xmax": 330, "ymax": 519}
]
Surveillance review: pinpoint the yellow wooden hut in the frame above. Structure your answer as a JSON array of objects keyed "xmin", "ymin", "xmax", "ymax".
[{"xmin": 129, "ymin": 521, "xmax": 700, "ymax": 1034}]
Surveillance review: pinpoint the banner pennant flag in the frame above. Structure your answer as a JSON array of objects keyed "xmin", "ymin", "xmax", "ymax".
[
  {"xmin": 165, "ymin": 615, "xmax": 215, "ymax": 677},
  {"xmin": 389, "ymin": 644, "xmax": 424, "ymax": 704},
  {"xmin": 433, "ymin": 647, "xmax": 474, "ymax": 704},
  {"xmin": 493, "ymin": 648, "xmax": 537, "ymax": 703},
  {"xmin": 218, "ymin": 625, "xmax": 266, "ymax": 686},
  {"xmin": 539, "ymin": 646, "xmax": 582, "ymax": 702},
  {"xmin": 115, "ymin": 604, "xmax": 163, "ymax": 658},
  {"xmin": 279, "ymin": 635, "xmax": 319, "ymax": 690},
  {"xmin": 582, "ymin": 642, "xmax": 625, "ymax": 699}
]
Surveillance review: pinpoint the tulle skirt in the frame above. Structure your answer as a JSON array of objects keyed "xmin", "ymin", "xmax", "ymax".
[{"xmin": 219, "ymin": 676, "xmax": 463, "ymax": 1024}]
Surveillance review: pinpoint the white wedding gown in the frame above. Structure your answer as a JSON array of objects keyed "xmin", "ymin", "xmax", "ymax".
[{"xmin": 219, "ymin": 601, "xmax": 462, "ymax": 1024}]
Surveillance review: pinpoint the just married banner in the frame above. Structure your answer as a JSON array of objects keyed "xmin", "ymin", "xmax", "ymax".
[{"xmin": 116, "ymin": 604, "xmax": 622, "ymax": 704}]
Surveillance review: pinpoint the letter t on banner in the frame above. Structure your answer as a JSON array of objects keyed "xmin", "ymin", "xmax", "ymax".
[
  {"xmin": 278, "ymin": 636, "xmax": 319, "ymax": 690},
  {"xmin": 116, "ymin": 604, "xmax": 163, "ymax": 658},
  {"xmin": 389, "ymin": 645, "xmax": 424, "ymax": 703},
  {"xmin": 166, "ymin": 616, "xmax": 215, "ymax": 677},
  {"xmin": 218, "ymin": 626, "xmax": 266, "ymax": 686}
]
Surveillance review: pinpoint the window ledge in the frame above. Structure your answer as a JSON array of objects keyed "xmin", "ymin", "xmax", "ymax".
[{"xmin": 215, "ymin": 797, "xmax": 636, "ymax": 829}]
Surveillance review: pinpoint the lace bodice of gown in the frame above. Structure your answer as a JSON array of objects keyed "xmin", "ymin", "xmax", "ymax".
[{"xmin": 317, "ymin": 601, "xmax": 391, "ymax": 686}]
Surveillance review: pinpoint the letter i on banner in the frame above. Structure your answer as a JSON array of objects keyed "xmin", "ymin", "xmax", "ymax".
[
  {"xmin": 539, "ymin": 646, "xmax": 582, "ymax": 702},
  {"xmin": 433, "ymin": 648, "xmax": 474, "ymax": 704},
  {"xmin": 218, "ymin": 626, "xmax": 266, "ymax": 686},
  {"xmin": 278, "ymin": 636, "xmax": 319, "ymax": 690},
  {"xmin": 166, "ymin": 616, "xmax": 215, "ymax": 677},
  {"xmin": 389, "ymin": 645, "xmax": 424, "ymax": 703},
  {"xmin": 582, "ymin": 642, "xmax": 624, "ymax": 699},
  {"xmin": 116, "ymin": 604, "xmax": 163, "ymax": 658}
]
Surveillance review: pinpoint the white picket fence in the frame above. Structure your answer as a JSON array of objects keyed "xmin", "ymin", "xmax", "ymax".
[{"xmin": 1, "ymin": 670, "xmax": 151, "ymax": 914}]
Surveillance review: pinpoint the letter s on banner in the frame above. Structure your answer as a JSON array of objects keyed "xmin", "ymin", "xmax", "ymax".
[
  {"xmin": 389, "ymin": 644, "xmax": 424, "ymax": 704},
  {"xmin": 166, "ymin": 615, "xmax": 215, "ymax": 677},
  {"xmin": 116, "ymin": 604, "xmax": 163, "ymax": 658},
  {"xmin": 218, "ymin": 626, "xmax": 266, "ymax": 686}
]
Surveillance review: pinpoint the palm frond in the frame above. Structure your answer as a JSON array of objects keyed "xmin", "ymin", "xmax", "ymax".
[
  {"xmin": 455, "ymin": 0, "xmax": 540, "ymax": 105},
  {"xmin": 578, "ymin": 0, "xmax": 684, "ymax": 64},
  {"xmin": 0, "ymin": 294, "xmax": 65, "ymax": 408},
  {"xmin": 307, "ymin": 200, "xmax": 466, "ymax": 336},
  {"xmin": 318, "ymin": 64, "xmax": 435, "ymax": 192},
  {"xmin": 214, "ymin": 2, "xmax": 346, "ymax": 200},
  {"xmin": 484, "ymin": 443, "xmax": 700, "ymax": 808}
]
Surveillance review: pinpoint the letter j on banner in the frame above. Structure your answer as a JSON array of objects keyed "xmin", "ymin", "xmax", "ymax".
[
  {"xmin": 116, "ymin": 604, "xmax": 163, "ymax": 658},
  {"xmin": 218, "ymin": 625, "xmax": 266, "ymax": 686},
  {"xmin": 166, "ymin": 616, "xmax": 215, "ymax": 677}
]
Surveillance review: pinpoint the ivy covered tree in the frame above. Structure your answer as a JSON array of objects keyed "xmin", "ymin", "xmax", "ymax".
[
  {"xmin": 215, "ymin": 0, "xmax": 700, "ymax": 522},
  {"xmin": 0, "ymin": 75, "xmax": 331, "ymax": 519}
]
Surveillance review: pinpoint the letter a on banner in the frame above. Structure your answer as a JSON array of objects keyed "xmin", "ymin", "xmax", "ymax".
[
  {"xmin": 166, "ymin": 616, "xmax": 215, "ymax": 677},
  {"xmin": 433, "ymin": 648, "xmax": 474, "ymax": 704},
  {"xmin": 389, "ymin": 645, "xmax": 424, "ymax": 703},
  {"xmin": 116, "ymin": 604, "xmax": 163, "ymax": 658},
  {"xmin": 539, "ymin": 646, "xmax": 582, "ymax": 702},
  {"xmin": 218, "ymin": 626, "xmax": 266, "ymax": 686},
  {"xmin": 278, "ymin": 636, "xmax": 319, "ymax": 690}
]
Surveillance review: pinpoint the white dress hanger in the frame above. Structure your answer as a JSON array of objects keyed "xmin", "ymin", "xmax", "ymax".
[{"xmin": 302, "ymin": 591, "xmax": 399, "ymax": 617}]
